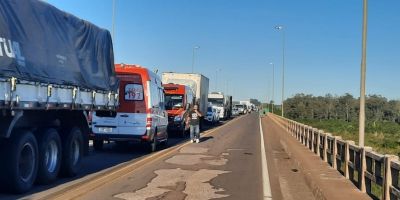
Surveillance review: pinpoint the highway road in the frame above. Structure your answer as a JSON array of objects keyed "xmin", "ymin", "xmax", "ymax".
[{"xmin": 0, "ymin": 113, "xmax": 316, "ymax": 200}]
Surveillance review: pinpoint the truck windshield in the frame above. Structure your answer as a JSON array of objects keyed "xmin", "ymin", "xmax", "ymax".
[
  {"xmin": 235, "ymin": 104, "xmax": 244, "ymax": 108},
  {"xmin": 165, "ymin": 95, "xmax": 184, "ymax": 110},
  {"xmin": 209, "ymin": 98, "xmax": 224, "ymax": 107}
]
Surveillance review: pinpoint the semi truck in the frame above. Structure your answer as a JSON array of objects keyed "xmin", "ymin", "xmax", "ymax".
[
  {"xmin": 0, "ymin": 1, "xmax": 118, "ymax": 193},
  {"xmin": 208, "ymin": 92, "xmax": 232, "ymax": 120},
  {"xmin": 161, "ymin": 73, "xmax": 209, "ymax": 127},
  {"xmin": 163, "ymin": 83, "xmax": 194, "ymax": 137}
]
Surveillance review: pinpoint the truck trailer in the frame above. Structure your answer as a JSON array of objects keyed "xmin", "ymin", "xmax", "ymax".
[
  {"xmin": 0, "ymin": 1, "xmax": 118, "ymax": 193},
  {"xmin": 161, "ymin": 73, "xmax": 209, "ymax": 128}
]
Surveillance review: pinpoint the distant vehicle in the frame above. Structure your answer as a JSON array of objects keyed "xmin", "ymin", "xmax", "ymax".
[
  {"xmin": 240, "ymin": 100, "xmax": 252, "ymax": 113},
  {"xmin": 163, "ymin": 83, "xmax": 194, "ymax": 137},
  {"xmin": 162, "ymin": 73, "xmax": 209, "ymax": 128},
  {"xmin": 208, "ymin": 92, "xmax": 232, "ymax": 120},
  {"xmin": 92, "ymin": 64, "xmax": 168, "ymax": 152},
  {"xmin": 232, "ymin": 107, "xmax": 239, "ymax": 116},
  {"xmin": 205, "ymin": 106, "xmax": 220, "ymax": 124},
  {"xmin": 235, "ymin": 104, "xmax": 246, "ymax": 114}
]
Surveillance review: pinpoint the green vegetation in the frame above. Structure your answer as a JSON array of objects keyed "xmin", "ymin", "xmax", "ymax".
[
  {"xmin": 297, "ymin": 119, "xmax": 400, "ymax": 156},
  {"xmin": 284, "ymin": 93, "xmax": 400, "ymax": 156}
]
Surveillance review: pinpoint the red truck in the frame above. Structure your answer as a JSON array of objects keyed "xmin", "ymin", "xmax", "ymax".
[{"xmin": 163, "ymin": 84, "xmax": 194, "ymax": 137}]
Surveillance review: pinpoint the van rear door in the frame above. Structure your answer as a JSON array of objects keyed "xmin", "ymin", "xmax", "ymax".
[{"xmin": 117, "ymin": 74, "xmax": 147, "ymax": 136}]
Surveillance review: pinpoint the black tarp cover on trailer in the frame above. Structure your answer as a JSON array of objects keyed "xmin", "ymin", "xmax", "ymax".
[{"xmin": 0, "ymin": 0, "xmax": 117, "ymax": 92}]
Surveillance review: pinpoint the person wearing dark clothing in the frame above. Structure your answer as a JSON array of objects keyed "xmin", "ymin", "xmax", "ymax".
[{"xmin": 186, "ymin": 104, "xmax": 202, "ymax": 143}]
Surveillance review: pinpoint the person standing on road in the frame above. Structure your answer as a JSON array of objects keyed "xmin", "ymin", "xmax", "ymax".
[{"xmin": 186, "ymin": 104, "xmax": 202, "ymax": 143}]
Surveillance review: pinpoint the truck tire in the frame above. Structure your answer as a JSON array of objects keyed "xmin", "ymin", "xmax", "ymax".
[
  {"xmin": 93, "ymin": 139, "xmax": 104, "ymax": 151},
  {"xmin": 36, "ymin": 128, "xmax": 62, "ymax": 184},
  {"xmin": 0, "ymin": 130, "xmax": 38, "ymax": 193},
  {"xmin": 60, "ymin": 127, "xmax": 83, "ymax": 177}
]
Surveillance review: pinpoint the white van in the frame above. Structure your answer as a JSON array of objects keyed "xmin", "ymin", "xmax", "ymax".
[{"xmin": 91, "ymin": 64, "xmax": 168, "ymax": 152}]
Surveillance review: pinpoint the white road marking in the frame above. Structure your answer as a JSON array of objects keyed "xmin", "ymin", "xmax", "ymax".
[{"xmin": 260, "ymin": 118, "xmax": 273, "ymax": 200}]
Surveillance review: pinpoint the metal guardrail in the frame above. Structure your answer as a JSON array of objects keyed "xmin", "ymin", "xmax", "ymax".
[{"xmin": 271, "ymin": 114, "xmax": 400, "ymax": 200}]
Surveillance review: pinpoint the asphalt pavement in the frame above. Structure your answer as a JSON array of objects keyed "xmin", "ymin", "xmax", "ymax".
[{"xmin": 0, "ymin": 113, "xmax": 319, "ymax": 200}]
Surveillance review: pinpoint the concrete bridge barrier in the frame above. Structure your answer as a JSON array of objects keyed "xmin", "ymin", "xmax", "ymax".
[{"xmin": 271, "ymin": 114, "xmax": 400, "ymax": 200}]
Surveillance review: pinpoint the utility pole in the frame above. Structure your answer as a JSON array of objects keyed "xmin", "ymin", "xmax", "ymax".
[
  {"xmin": 112, "ymin": 0, "xmax": 116, "ymax": 41},
  {"xmin": 191, "ymin": 46, "xmax": 200, "ymax": 73},
  {"xmin": 270, "ymin": 62, "xmax": 275, "ymax": 114},
  {"xmin": 275, "ymin": 25, "xmax": 285, "ymax": 117},
  {"xmin": 359, "ymin": 0, "xmax": 368, "ymax": 147}
]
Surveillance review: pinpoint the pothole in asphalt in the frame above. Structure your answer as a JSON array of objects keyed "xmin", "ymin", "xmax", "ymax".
[
  {"xmin": 291, "ymin": 168, "xmax": 299, "ymax": 173},
  {"xmin": 244, "ymin": 152, "xmax": 253, "ymax": 155},
  {"xmin": 114, "ymin": 168, "xmax": 230, "ymax": 200},
  {"xmin": 166, "ymin": 154, "xmax": 228, "ymax": 166},
  {"xmin": 179, "ymin": 146, "xmax": 209, "ymax": 154}
]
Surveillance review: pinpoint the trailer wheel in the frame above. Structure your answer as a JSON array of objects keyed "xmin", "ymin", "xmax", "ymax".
[
  {"xmin": 93, "ymin": 139, "xmax": 104, "ymax": 151},
  {"xmin": 0, "ymin": 130, "xmax": 38, "ymax": 193},
  {"xmin": 36, "ymin": 128, "xmax": 62, "ymax": 184},
  {"xmin": 60, "ymin": 127, "xmax": 83, "ymax": 177}
]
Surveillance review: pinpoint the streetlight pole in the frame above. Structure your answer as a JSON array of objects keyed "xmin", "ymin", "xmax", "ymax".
[
  {"xmin": 359, "ymin": 0, "xmax": 368, "ymax": 147},
  {"xmin": 215, "ymin": 68, "xmax": 221, "ymax": 91},
  {"xmin": 270, "ymin": 62, "xmax": 275, "ymax": 114},
  {"xmin": 275, "ymin": 25, "xmax": 285, "ymax": 117},
  {"xmin": 112, "ymin": 0, "xmax": 116, "ymax": 41},
  {"xmin": 191, "ymin": 46, "xmax": 200, "ymax": 73}
]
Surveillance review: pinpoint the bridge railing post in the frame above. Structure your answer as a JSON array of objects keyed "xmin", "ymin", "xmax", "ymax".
[
  {"xmin": 332, "ymin": 136, "xmax": 340, "ymax": 169},
  {"xmin": 308, "ymin": 126, "xmax": 312, "ymax": 150},
  {"xmin": 384, "ymin": 155, "xmax": 398, "ymax": 200},
  {"xmin": 300, "ymin": 124, "xmax": 303, "ymax": 143},
  {"xmin": 311, "ymin": 128, "xmax": 315, "ymax": 152},
  {"xmin": 323, "ymin": 133, "xmax": 329, "ymax": 162},
  {"xmin": 305, "ymin": 126, "xmax": 309, "ymax": 147},
  {"xmin": 360, "ymin": 146, "xmax": 373, "ymax": 192},
  {"xmin": 344, "ymin": 140, "xmax": 353, "ymax": 179},
  {"xmin": 317, "ymin": 130, "xmax": 322, "ymax": 157},
  {"xmin": 303, "ymin": 125, "xmax": 307, "ymax": 146}
]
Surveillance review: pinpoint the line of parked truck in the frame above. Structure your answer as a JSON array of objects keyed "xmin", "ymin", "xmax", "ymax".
[{"xmin": 0, "ymin": 1, "xmax": 243, "ymax": 193}]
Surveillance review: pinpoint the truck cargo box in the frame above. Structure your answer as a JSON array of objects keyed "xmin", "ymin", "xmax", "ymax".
[
  {"xmin": 0, "ymin": 0, "xmax": 118, "ymax": 110},
  {"xmin": 162, "ymin": 72, "xmax": 209, "ymax": 115}
]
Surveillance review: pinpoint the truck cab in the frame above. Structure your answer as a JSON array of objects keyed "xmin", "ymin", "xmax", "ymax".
[
  {"xmin": 91, "ymin": 64, "xmax": 168, "ymax": 152},
  {"xmin": 208, "ymin": 92, "xmax": 226, "ymax": 120},
  {"xmin": 163, "ymin": 83, "xmax": 194, "ymax": 137}
]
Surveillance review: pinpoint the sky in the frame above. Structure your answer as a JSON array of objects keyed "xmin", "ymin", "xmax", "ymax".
[{"xmin": 46, "ymin": 0, "xmax": 400, "ymax": 103}]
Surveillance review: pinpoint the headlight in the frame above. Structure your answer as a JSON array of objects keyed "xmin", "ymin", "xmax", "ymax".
[{"xmin": 174, "ymin": 115, "xmax": 182, "ymax": 122}]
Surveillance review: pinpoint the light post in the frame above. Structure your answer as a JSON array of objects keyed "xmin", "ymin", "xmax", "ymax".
[
  {"xmin": 275, "ymin": 25, "xmax": 285, "ymax": 117},
  {"xmin": 270, "ymin": 62, "xmax": 275, "ymax": 114},
  {"xmin": 359, "ymin": 0, "xmax": 368, "ymax": 147},
  {"xmin": 215, "ymin": 68, "xmax": 221, "ymax": 91},
  {"xmin": 191, "ymin": 46, "xmax": 200, "ymax": 73},
  {"xmin": 112, "ymin": 0, "xmax": 116, "ymax": 41}
]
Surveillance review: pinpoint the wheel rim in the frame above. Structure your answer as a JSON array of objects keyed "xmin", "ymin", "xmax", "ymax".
[
  {"xmin": 19, "ymin": 142, "xmax": 35, "ymax": 182},
  {"xmin": 71, "ymin": 138, "xmax": 80, "ymax": 166},
  {"xmin": 45, "ymin": 140, "xmax": 58, "ymax": 173}
]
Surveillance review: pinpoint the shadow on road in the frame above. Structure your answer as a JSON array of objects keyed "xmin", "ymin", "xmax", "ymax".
[{"xmin": 0, "ymin": 119, "xmax": 233, "ymax": 199}]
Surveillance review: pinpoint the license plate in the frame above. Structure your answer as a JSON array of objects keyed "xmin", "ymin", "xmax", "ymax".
[{"xmin": 99, "ymin": 127, "xmax": 113, "ymax": 133}]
